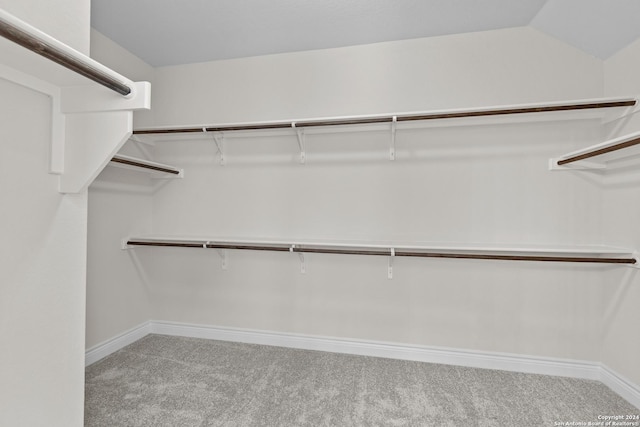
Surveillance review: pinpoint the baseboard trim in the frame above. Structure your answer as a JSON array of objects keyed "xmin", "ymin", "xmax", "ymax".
[
  {"xmin": 85, "ymin": 320, "xmax": 639, "ymax": 409},
  {"xmin": 150, "ymin": 320, "xmax": 601, "ymax": 380},
  {"xmin": 601, "ymin": 365, "xmax": 640, "ymax": 410},
  {"xmin": 85, "ymin": 321, "xmax": 151, "ymax": 366}
]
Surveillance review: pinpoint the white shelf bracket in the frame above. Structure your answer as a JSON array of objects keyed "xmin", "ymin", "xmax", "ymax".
[
  {"xmin": 210, "ymin": 129, "xmax": 226, "ymax": 166},
  {"xmin": 548, "ymin": 158, "xmax": 607, "ymax": 171},
  {"xmin": 214, "ymin": 246, "xmax": 228, "ymax": 270},
  {"xmin": 292, "ymin": 123, "xmax": 306, "ymax": 164},
  {"xmin": 390, "ymin": 116, "xmax": 397, "ymax": 161},
  {"xmin": 121, "ymin": 238, "xmax": 130, "ymax": 250},
  {"xmin": 388, "ymin": 248, "xmax": 395, "ymax": 279},
  {"xmin": 629, "ymin": 252, "xmax": 640, "ymax": 270},
  {"xmin": 299, "ymin": 252, "xmax": 306, "ymax": 273},
  {"xmin": 290, "ymin": 245, "xmax": 306, "ymax": 273}
]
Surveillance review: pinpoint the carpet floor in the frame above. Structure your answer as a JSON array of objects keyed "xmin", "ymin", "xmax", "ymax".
[{"xmin": 85, "ymin": 334, "xmax": 638, "ymax": 426}]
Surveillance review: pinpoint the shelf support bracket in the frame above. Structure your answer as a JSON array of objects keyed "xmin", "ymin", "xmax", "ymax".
[
  {"xmin": 390, "ymin": 116, "xmax": 397, "ymax": 161},
  {"xmin": 291, "ymin": 245, "xmax": 306, "ymax": 273},
  {"xmin": 388, "ymin": 248, "xmax": 395, "ymax": 279},
  {"xmin": 292, "ymin": 123, "xmax": 306, "ymax": 164},
  {"xmin": 204, "ymin": 128, "xmax": 226, "ymax": 165},
  {"xmin": 214, "ymin": 245, "xmax": 228, "ymax": 270},
  {"xmin": 213, "ymin": 132, "xmax": 226, "ymax": 166},
  {"xmin": 0, "ymin": 60, "xmax": 151, "ymax": 193}
]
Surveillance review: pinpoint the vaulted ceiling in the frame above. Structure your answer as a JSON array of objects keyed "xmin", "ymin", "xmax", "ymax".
[{"xmin": 91, "ymin": 0, "xmax": 640, "ymax": 67}]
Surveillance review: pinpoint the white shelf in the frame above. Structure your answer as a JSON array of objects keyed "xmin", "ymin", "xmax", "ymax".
[
  {"xmin": 123, "ymin": 235, "xmax": 637, "ymax": 266},
  {"xmin": 128, "ymin": 96, "xmax": 638, "ymax": 166},
  {"xmin": 109, "ymin": 154, "xmax": 183, "ymax": 178},
  {"xmin": 131, "ymin": 95, "xmax": 638, "ymax": 145}
]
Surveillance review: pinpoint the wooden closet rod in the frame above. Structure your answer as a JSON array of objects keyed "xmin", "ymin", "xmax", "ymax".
[
  {"xmin": 132, "ymin": 99, "xmax": 636, "ymax": 135},
  {"xmin": 110, "ymin": 156, "xmax": 180, "ymax": 175},
  {"xmin": 125, "ymin": 240, "xmax": 636, "ymax": 265},
  {"xmin": 557, "ymin": 136, "xmax": 640, "ymax": 165},
  {"xmin": 0, "ymin": 16, "xmax": 132, "ymax": 96},
  {"xmin": 392, "ymin": 252, "xmax": 633, "ymax": 264}
]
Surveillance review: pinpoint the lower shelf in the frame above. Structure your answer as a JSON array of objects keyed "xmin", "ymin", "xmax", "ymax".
[{"xmin": 109, "ymin": 154, "xmax": 183, "ymax": 177}]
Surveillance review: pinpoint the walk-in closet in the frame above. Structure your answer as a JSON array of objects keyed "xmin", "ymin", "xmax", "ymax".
[{"xmin": 1, "ymin": 1, "xmax": 639, "ymax": 425}]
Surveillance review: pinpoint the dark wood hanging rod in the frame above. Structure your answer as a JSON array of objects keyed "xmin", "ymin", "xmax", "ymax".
[
  {"xmin": 125, "ymin": 240, "xmax": 636, "ymax": 265},
  {"xmin": 206, "ymin": 243, "xmax": 292, "ymax": 252},
  {"xmin": 132, "ymin": 99, "xmax": 636, "ymax": 135},
  {"xmin": 392, "ymin": 252, "xmax": 633, "ymax": 264},
  {"xmin": 110, "ymin": 156, "xmax": 180, "ymax": 175},
  {"xmin": 396, "ymin": 101, "xmax": 635, "ymax": 122},
  {"xmin": 0, "ymin": 16, "xmax": 132, "ymax": 96},
  {"xmin": 557, "ymin": 136, "xmax": 640, "ymax": 166},
  {"xmin": 292, "ymin": 247, "xmax": 391, "ymax": 257}
]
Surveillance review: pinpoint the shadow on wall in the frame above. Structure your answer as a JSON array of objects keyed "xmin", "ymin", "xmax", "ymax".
[{"xmin": 601, "ymin": 267, "xmax": 638, "ymax": 339}]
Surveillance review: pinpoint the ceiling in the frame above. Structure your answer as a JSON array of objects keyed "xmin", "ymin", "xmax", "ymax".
[{"xmin": 91, "ymin": 0, "xmax": 640, "ymax": 67}]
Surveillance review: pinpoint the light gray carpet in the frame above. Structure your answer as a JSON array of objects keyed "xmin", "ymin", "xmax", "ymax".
[{"xmin": 85, "ymin": 334, "xmax": 637, "ymax": 426}]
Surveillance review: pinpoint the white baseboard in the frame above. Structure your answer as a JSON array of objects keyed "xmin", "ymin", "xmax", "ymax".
[
  {"xmin": 85, "ymin": 321, "xmax": 151, "ymax": 366},
  {"xmin": 601, "ymin": 365, "xmax": 640, "ymax": 410},
  {"xmin": 85, "ymin": 320, "xmax": 640, "ymax": 409},
  {"xmin": 150, "ymin": 320, "xmax": 602, "ymax": 380}
]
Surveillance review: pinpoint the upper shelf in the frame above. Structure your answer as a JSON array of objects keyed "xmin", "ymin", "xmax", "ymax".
[
  {"xmin": 123, "ymin": 235, "xmax": 637, "ymax": 265},
  {"xmin": 132, "ymin": 96, "xmax": 638, "ymax": 143}
]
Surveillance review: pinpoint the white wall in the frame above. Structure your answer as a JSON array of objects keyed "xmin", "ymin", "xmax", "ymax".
[
  {"xmin": 85, "ymin": 31, "xmax": 155, "ymax": 349},
  {"xmin": 134, "ymin": 26, "xmax": 610, "ymax": 362},
  {"xmin": 0, "ymin": 0, "xmax": 90, "ymax": 54},
  {"xmin": 0, "ymin": 0, "xmax": 89, "ymax": 425},
  {"xmin": 90, "ymin": 29, "xmax": 155, "ymax": 128},
  {"xmin": 152, "ymin": 27, "xmax": 602, "ymax": 126},
  {"xmin": 147, "ymin": 123, "xmax": 606, "ymax": 360},
  {"xmin": 86, "ymin": 177, "xmax": 153, "ymax": 349},
  {"xmin": 601, "ymin": 37, "xmax": 640, "ymax": 387}
]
